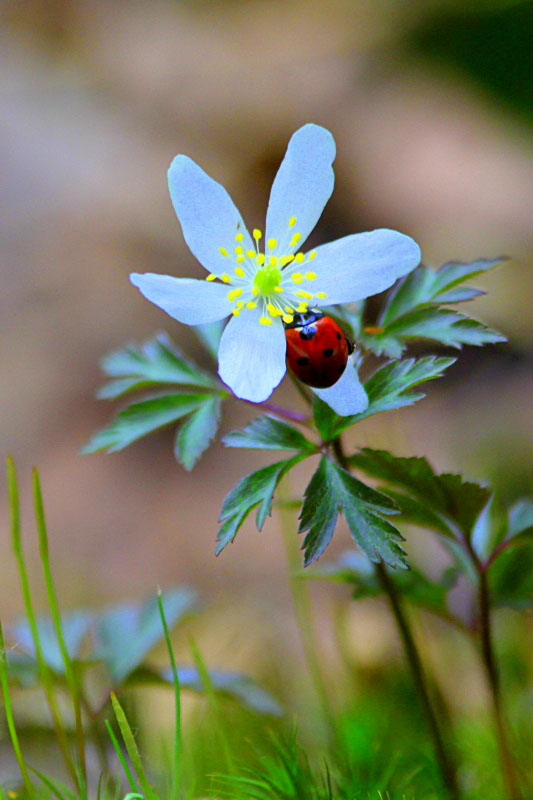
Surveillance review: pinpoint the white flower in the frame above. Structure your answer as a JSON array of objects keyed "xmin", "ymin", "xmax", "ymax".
[{"xmin": 131, "ymin": 124, "xmax": 421, "ymax": 415}]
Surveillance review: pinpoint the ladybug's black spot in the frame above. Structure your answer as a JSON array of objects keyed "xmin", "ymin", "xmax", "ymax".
[
  {"xmin": 297, "ymin": 357, "xmax": 309, "ymax": 366},
  {"xmin": 299, "ymin": 326, "xmax": 316, "ymax": 340},
  {"xmin": 322, "ymin": 348, "xmax": 334, "ymax": 358},
  {"xmin": 336, "ymin": 332, "xmax": 342, "ymax": 340}
]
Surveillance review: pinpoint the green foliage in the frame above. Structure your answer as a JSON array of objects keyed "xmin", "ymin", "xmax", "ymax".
[
  {"xmin": 216, "ymin": 455, "xmax": 308, "ymax": 554},
  {"xmin": 224, "ymin": 415, "xmax": 316, "ymax": 453},
  {"xmin": 359, "ymin": 259, "xmax": 505, "ymax": 357},
  {"xmin": 299, "ymin": 457, "xmax": 405, "ymax": 568},
  {"xmin": 83, "ymin": 332, "xmax": 223, "ymax": 468}
]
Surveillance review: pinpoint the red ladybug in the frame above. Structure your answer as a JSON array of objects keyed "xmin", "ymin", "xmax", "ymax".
[{"xmin": 284, "ymin": 310, "xmax": 354, "ymax": 388}]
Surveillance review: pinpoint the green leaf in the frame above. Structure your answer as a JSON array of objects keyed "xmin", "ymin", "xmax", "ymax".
[
  {"xmin": 82, "ymin": 393, "xmax": 210, "ymax": 453},
  {"xmin": 489, "ymin": 545, "xmax": 533, "ymax": 609},
  {"xmin": 128, "ymin": 665, "xmax": 282, "ymax": 716},
  {"xmin": 97, "ymin": 332, "xmax": 216, "ymax": 398},
  {"xmin": 299, "ymin": 458, "xmax": 405, "ymax": 568},
  {"xmin": 10, "ymin": 612, "xmax": 92, "ymax": 675},
  {"xmin": 223, "ymin": 415, "xmax": 316, "ymax": 452},
  {"xmin": 216, "ymin": 455, "xmax": 308, "ymax": 555},
  {"xmin": 175, "ymin": 396, "xmax": 221, "ymax": 470},
  {"xmin": 330, "ymin": 356, "xmax": 456, "ymax": 438},
  {"xmin": 507, "ymin": 498, "xmax": 533, "ymax": 541},
  {"xmin": 351, "ymin": 448, "xmax": 491, "ymax": 538},
  {"xmin": 312, "ymin": 395, "xmax": 340, "ymax": 441},
  {"xmin": 94, "ymin": 589, "xmax": 196, "ymax": 684}
]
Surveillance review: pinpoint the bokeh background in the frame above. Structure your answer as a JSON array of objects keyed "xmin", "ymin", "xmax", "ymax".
[{"xmin": 1, "ymin": 0, "xmax": 532, "ymax": 767}]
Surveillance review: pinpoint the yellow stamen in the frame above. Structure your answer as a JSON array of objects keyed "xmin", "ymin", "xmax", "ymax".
[
  {"xmin": 235, "ymin": 266, "xmax": 245, "ymax": 277},
  {"xmin": 252, "ymin": 286, "xmax": 259, "ymax": 296},
  {"xmin": 236, "ymin": 300, "xmax": 244, "ymax": 308},
  {"xmin": 228, "ymin": 290, "xmax": 237, "ymax": 301},
  {"xmin": 296, "ymin": 290, "xmax": 313, "ymax": 299},
  {"xmin": 284, "ymin": 305, "xmax": 294, "ymax": 313},
  {"xmin": 274, "ymin": 286, "xmax": 284, "ymax": 293},
  {"xmin": 305, "ymin": 271, "xmax": 316, "ymax": 280},
  {"xmin": 232, "ymin": 308, "xmax": 240, "ymax": 316},
  {"xmin": 269, "ymin": 256, "xmax": 278, "ymax": 267},
  {"xmin": 267, "ymin": 303, "xmax": 282, "ymax": 316},
  {"xmin": 290, "ymin": 233, "xmax": 301, "ymax": 247},
  {"xmin": 289, "ymin": 216, "xmax": 296, "ymax": 227},
  {"xmin": 246, "ymin": 249, "xmax": 255, "ymax": 258},
  {"xmin": 267, "ymin": 238, "xmax": 277, "ymax": 250},
  {"xmin": 308, "ymin": 250, "xmax": 317, "ymax": 260},
  {"xmin": 259, "ymin": 316, "xmax": 273, "ymax": 326},
  {"xmin": 315, "ymin": 291, "xmax": 327, "ymax": 299},
  {"xmin": 253, "ymin": 228, "xmax": 262, "ymax": 241},
  {"xmin": 221, "ymin": 273, "xmax": 231, "ymax": 283},
  {"xmin": 237, "ymin": 255, "xmax": 245, "ymax": 263},
  {"xmin": 219, "ymin": 247, "xmax": 229, "ymax": 257},
  {"xmin": 294, "ymin": 252, "xmax": 305, "ymax": 263},
  {"xmin": 283, "ymin": 314, "xmax": 294, "ymax": 324},
  {"xmin": 256, "ymin": 253, "xmax": 265, "ymax": 266},
  {"xmin": 206, "ymin": 274, "xmax": 217, "ymax": 281},
  {"xmin": 246, "ymin": 301, "xmax": 257, "ymax": 309},
  {"xmin": 235, "ymin": 245, "xmax": 243, "ymax": 255},
  {"xmin": 297, "ymin": 302, "xmax": 309, "ymax": 312},
  {"xmin": 280, "ymin": 255, "xmax": 290, "ymax": 267},
  {"xmin": 235, "ymin": 232, "xmax": 244, "ymax": 242},
  {"xmin": 285, "ymin": 254, "xmax": 295, "ymax": 264}
]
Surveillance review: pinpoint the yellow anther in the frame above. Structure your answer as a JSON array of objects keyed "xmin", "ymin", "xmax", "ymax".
[
  {"xmin": 236, "ymin": 300, "xmax": 244, "ymax": 308},
  {"xmin": 232, "ymin": 308, "xmax": 240, "ymax": 316},
  {"xmin": 284, "ymin": 305, "xmax": 294, "ymax": 313},
  {"xmin": 252, "ymin": 286, "xmax": 259, "ymax": 296},
  {"xmin": 296, "ymin": 290, "xmax": 313, "ymax": 299},
  {"xmin": 259, "ymin": 316, "xmax": 273, "ymax": 326},
  {"xmin": 294, "ymin": 252, "xmax": 305, "ymax": 263},
  {"xmin": 289, "ymin": 216, "xmax": 297, "ymax": 227},
  {"xmin": 267, "ymin": 238, "xmax": 277, "ymax": 250},
  {"xmin": 235, "ymin": 245, "xmax": 243, "ymax": 255},
  {"xmin": 308, "ymin": 250, "xmax": 317, "ymax": 260},
  {"xmin": 221, "ymin": 273, "xmax": 231, "ymax": 283},
  {"xmin": 237, "ymin": 255, "xmax": 245, "ymax": 263},
  {"xmin": 315, "ymin": 291, "xmax": 327, "ymax": 299},
  {"xmin": 285, "ymin": 254, "xmax": 295, "ymax": 263},
  {"xmin": 228, "ymin": 290, "xmax": 236, "ymax": 301},
  {"xmin": 256, "ymin": 253, "xmax": 265, "ymax": 265},
  {"xmin": 282, "ymin": 314, "xmax": 294, "ymax": 324},
  {"xmin": 269, "ymin": 256, "xmax": 278, "ymax": 267},
  {"xmin": 267, "ymin": 303, "xmax": 279, "ymax": 316},
  {"xmin": 290, "ymin": 233, "xmax": 301, "ymax": 247},
  {"xmin": 292, "ymin": 277, "xmax": 303, "ymax": 284},
  {"xmin": 280, "ymin": 256, "xmax": 290, "ymax": 266},
  {"xmin": 297, "ymin": 302, "xmax": 309, "ymax": 312},
  {"xmin": 253, "ymin": 228, "xmax": 262, "ymax": 240},
  {"xmin": 234, "ymin": 288, "xmax": 243, "ymax": 297},
  {"xmin": 235, "ymin": 266, "xmax": 245, "ymax": 277},
  {"xmin": 206, "ymin": 274, "xmax": 217, "ymax": 281},
  {"xmin": 219, "ymin": 247, "xmax": 229, "ymax": 257},
  {"xmin": 235, "ymin": 232, "xmax": 244, "ymax": 242},
  {"xmin": 274, "ymin": 286, "xmax": 284, "ymax": 293},
  {"xmin": 305, "ymin": 271, "xmax": 316, "ymax": 280},
  {"xmin": 246, "ymin": 301, "xmax": 257, "ymax": 309},
  {"xmin": 246, "ymin": 249, "xmax": 256, "ymax": 257},
  {"xmin": 291, "ymin": 272, "xmax": 302, "ymax": 280}
]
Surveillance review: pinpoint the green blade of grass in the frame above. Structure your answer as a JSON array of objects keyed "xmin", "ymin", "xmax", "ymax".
[
  {"xmin": 110, "ymin": 691, "xmax": 158, "ymax": 800},
  {"xmin": 105, "ymin": 719, "xmax": 141, "ymax": 795},
  {"xmin": 157, "ymin": 589, "xmax": 181, "ymax": 800},
  {"xmin": 0, "ymin": 619, "xmax": 33, "ymax": 794},
  {"xmin": 29, "ymin": 765, "xmax": 77, "ymax": 800},
  {"xmin": 32, "ymin": 467, "xmax": 87, "ymax": 793},
  {"xmin": 6, "ymin": 456, "xmax": 78, "ymax": 788}
]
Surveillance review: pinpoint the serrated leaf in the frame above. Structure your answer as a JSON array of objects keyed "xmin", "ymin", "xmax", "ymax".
[
  {"xmin": 10, "ymin": 612, "xmax": 92, "ymax": 675},
  {"xmin": 83, "ymin": 393, "xmax": 210, "ymax": 453},
  {"xmin": 94, "ymin": 589, "xmax": 196, "ymax": 684},
  {"xmin": 351, "ymin": 448, "xmax": 491, "ymax": 538},
  {"xmin": 312, "ymin": 395, "xmax": 341, "ymax": 441},
  {"xmin": 216, "ymin": 455, "xmax": 307, "ymax": 555},
  {"xmin": 330, "ymin": 357, "xmax": 455, "ymax": 437},
  {"xmin": 175, "ymin": 396, "xmax": 221, "ymax": 470},
  {"xmin": 299, "ymin": 458, "xmax": 405, "ymax": 568},
  {"xmin": 98, "ymin": 332, "xmax": 216, "ymax": 397},
  {"xmin": 128, "ymin": 665, "xmax": 281, "ymax": 715},
  {"xmin": 223, "ymin": 415, "xmax": 315, "ymax": 453}
]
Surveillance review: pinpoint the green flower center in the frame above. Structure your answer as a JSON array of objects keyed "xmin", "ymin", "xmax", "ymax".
[{"xmin": 253, "ymin": 264, "xmax": 282, "ymax": 296}]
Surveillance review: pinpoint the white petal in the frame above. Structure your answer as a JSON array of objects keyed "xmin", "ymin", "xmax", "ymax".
[
  {"xmin": 168, "ymin": 155, "xmax": 253, "ymax": 276},
  {"xmin": 130, "ymin": 273, "xmax": 231, "ymax": 324},
  {"xmin": 309, "ymin": 229, "xmax": 421, "ymax": 305},
  {"xmin": 218, "ymin": 307, "xmax": 287, "ymax": 402},
  {"xmin": 265, "ymin": 124, "xmax": 335, "ymax": 254},
  {"xmin": 312, "ymin": 358, "xmax": 368, "ymax": 416}
]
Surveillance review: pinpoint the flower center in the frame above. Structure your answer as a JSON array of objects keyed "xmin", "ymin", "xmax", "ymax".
[{"xmin": 253, "ymin": 264, "xmax": 282, "ymax": 296}]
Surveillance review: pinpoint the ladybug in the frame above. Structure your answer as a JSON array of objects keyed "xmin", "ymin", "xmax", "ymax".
[{"xmin": 284, "ymin": 309, "xmax": 354, "ymax": 388}]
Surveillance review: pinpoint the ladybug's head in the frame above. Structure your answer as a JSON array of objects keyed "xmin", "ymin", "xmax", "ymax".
[{"xmin": 283, "ymin": 309, "xmax": 324, "ymax": 330}]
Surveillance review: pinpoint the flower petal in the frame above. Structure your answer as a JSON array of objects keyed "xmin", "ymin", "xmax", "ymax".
[
  {"xmin": 218, "ymin": 307, "xmax": 287, "ymax": 402},
  {"xmin": 309, "ymin": 229, "xmax": 421, "ymax": 306},
  {"xmin": 168, "ymin": 155, "xmax": 253, "ymax": 276},
  {"xmin": 265, "ymin": 124, "xmax": 335, "ymax": 254},
  {"xmin": 312, "ymin": 358, "xmax": 368, "ymax": 416},
  {"xmin": 130, "ymin": 273, "xmax": 231, "ymax": 324}
]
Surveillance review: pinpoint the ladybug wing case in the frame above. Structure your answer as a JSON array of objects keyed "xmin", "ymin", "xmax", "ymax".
[{"xmin": 285, "ymin": 316, "xmax": 350, "ymax": 389}]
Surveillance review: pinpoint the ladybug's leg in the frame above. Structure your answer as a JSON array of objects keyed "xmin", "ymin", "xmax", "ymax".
[{"xmin": 345, "ymin": 336, "xmax": 355, "ymax": 355}]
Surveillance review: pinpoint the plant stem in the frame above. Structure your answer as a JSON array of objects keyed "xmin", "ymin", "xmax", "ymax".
[
  {"xmin": 332, "ymin": 437, "xmax": 460, "ymax": 799},
  {"xmin": 0, "ymin": 620, "xmax": 33, "ymax": 794}
]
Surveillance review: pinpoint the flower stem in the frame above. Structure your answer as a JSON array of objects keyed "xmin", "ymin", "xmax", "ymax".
[{"xmin": 332, "ymin": 437, "xmax": 460, "ymax": 799}]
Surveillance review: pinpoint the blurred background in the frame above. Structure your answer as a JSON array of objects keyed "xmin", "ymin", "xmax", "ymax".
[{"xmin": 1, "ymin": 0, "xmax": 532, "ymax": 772}]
